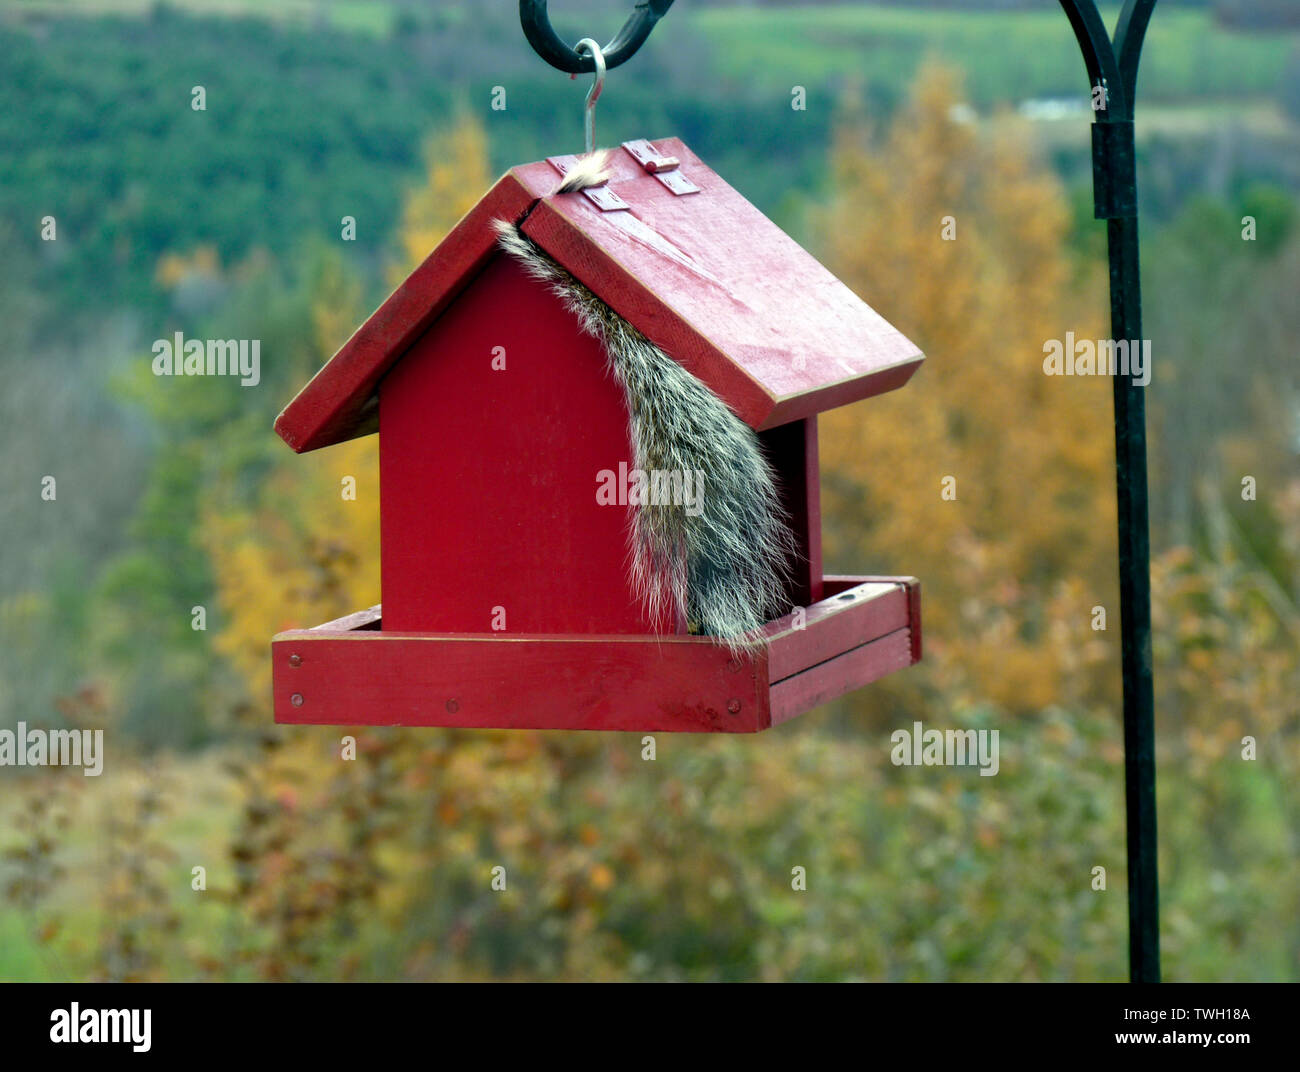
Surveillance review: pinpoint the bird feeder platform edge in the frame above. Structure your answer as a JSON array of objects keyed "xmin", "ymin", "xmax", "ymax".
[{"xmin": 272, "ymin": 575, "xmax": 919, "ymax": 733}]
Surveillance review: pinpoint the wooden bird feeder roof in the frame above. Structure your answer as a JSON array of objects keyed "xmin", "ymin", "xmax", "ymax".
[{"xmin": 275, "ymin": 137, "xmax": 923, "ymax": 453}]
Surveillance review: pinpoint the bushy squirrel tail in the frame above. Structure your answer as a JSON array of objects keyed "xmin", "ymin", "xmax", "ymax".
[{"xmin": 493, "ymin": 214, "xmax": 797, "ymax": 652}]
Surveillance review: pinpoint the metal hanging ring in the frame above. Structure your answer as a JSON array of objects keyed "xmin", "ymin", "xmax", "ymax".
[
  {"xmin": 520, "ymin": 0, "xmax": 675, "ymax": 74},
  {"xmin": 575, "ymin": 38, "xmax": 606, "ymax": 154}
]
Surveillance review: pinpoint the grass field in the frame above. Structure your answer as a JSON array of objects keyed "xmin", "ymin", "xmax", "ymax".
[
  {"xmin": 6, "ymin": 2, "xmax": 1298, "ymax": 108},
  {"xmin": 6, "ymin": 0, "xmax": 398, "ymax": 32},
  {"xmin": 691, "ymin": 3, "xmax": 1300, "ymax": 105}
]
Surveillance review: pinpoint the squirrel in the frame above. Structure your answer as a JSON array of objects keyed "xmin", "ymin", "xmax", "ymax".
[{"xmin": 493, "ymin": 165, "xmax": 796, "ymax": 652}]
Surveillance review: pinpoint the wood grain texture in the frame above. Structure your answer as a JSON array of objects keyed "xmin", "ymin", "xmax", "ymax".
[
  {"xmin": 273, "ymin": 173, "xmax": 537, "ymax": 453},
  {"xmin": 273, "ymin": 138, "xmax": 924, "ymax": 453},
  {"xmin": 763, "ymin": 580, "xmax": 909, "ymax": 681},
  {"xmin": 271, "ymin": 574, "xmax": 920, "ymax": 732},
  {"xmin": 520, "ymin": 138, "xmax": 924, "ymax": 430},
  {"xmin": 378, "ymin": 252, "xmax": 673, "ymax": 636},
  {"xmin": 758, "ymin": 416, "xmax": 822, "ymax": 609},
  {"xmin": 311, "ymin": 605, "xmax": 382, "ymax": 632},
  {"xmin": 769, "ymin": 628, "xmax": 914, "ymax": 726},
  {"xmin": 274, "ymin": 629, "xmax": 768, "ymax": 733},
  {"xmin": 825, "ymin": 574, "xmax": 921, "ymax": 662}
]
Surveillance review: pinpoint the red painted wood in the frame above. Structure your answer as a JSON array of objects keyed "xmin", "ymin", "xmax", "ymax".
[
  {"xmin": 379, "ymin": 252, "xmax": 675, "ymax": 636},
  {"xmin": 271, "ymin": 574, "xmax": 920, "ymax": 732},
  {"xmin": 758, "ymin": 416, "xmax": 822, "ymax": 609},
  {"xmin": 274, "ymin": 173, "xmax": 538, "ymax": 453},
  {"xmin": 764, "ymin": 580, "xmax": 910, "ymax": 681},
  {"xmin": 519, "ymin": 197, "xmax": 773, "ymax": 430},
  {"xmin": 274, "ymin": 630, "xmax": 769, "ymax": 733},
  {"xmin": 805, "ymin": 416, "xmax": 824, "ymax": 605},
  {"xmin": 769, "ymin": 628, "xmax": 914, "ymax": 726},
  {"xmin": 825, "ymin": 574, "xmax": 921, "ymax": 662},
  {"xmin": 274, "ymin": 138, "xmax": 924, "ymax": 454},
  {"xmin": 519, "ymin": 138, "xmax": 924, "ymax": 430}
]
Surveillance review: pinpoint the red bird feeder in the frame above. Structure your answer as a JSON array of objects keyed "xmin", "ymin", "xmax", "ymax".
[{"xmin": 271, "ymin": 137, "xmax": 923, "ymax": 732}]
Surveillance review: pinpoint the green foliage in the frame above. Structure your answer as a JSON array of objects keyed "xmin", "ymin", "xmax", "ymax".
[
  {"xmin": 1144, "ymin": 187, "xmax": 1300, "ymax": 549},
  {"xmin": 4, "ymin": 4, "xmax": 1295, "ymax": 334},
  {"xmin": 2, "ymin": 4, "xmax": 1298, "ymax": 985},
  {"xmin": 1282, "ymin": 46, "xmax": 1300, "ymax": 122},
  {"xmin": 82, "ymin": 239, "xmax": 367, "ymax": 746},
  {"xmin": 0, "ymin": 7, "xmax": 823, "ymax": 326},
  {"xmin": 692, "ymin": 2, "xmax": 1300, "ymax": 106}
]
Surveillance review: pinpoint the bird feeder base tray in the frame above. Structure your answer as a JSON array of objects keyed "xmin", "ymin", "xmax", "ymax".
[{"xmin": 271, "ymin": 575, "xmax": 919, "ymax": 733}]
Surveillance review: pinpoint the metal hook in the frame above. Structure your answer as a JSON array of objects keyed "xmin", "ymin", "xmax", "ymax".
[
  {"xmin": 574, "ymin": 38, "xmax": 606, "ymax": 154},
  {"xmin": 520, "ymin": 0, "xmax": 675, "ymax": 75}
]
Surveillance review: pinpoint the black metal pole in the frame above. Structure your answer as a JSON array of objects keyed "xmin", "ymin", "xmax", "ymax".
[
  {"xmin": 1109, "ymin": 212, "xmax": 1160, "ymax": 984},
  {"xmin": 1060, "ymin": 0, "xmax": 1160, "ymax": 982}
]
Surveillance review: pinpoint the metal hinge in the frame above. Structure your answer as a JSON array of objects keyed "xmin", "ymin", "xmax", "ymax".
[
  {"xmin": 622, "ymin": 139, "xmax": 700, "ymax": 195},
  {"xmin": 546, "ymin": 154, "xmax": 629, "ymax": 211}
]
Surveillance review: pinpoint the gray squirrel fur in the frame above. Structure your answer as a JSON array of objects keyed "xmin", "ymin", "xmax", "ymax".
[{"xmin": 492, "ymin": 168, "xmax": 796, "ymax": 651}]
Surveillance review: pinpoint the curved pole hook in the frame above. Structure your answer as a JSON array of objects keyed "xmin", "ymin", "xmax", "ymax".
[
  {"xmin": 1114, "ymin": 0, "xmax": 1158, "ymax": 107},
  {"xmin": 1057, "ymin": 0, "xmax": 1156, "ymax": 120},
  {"xmin": 520, "ymin": 0, "xmax": 676, "ymax": 74},
  {"xmin": 1057, "ymin": 0, "xmax": 1128, "ymax": 118}
]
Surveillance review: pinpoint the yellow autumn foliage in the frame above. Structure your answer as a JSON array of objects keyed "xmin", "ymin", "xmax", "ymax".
[
  {"xmin": 155, "ymin": 245, "xmax": 221, "ymax": 290},
  {"xmin": 205, "ymin": 119, "xmax": 497, "ymax": 693},
  {"xmin": 393, "ymin": 115, "xmax": 493, "ymax": 280},
  {"xmin": 818, "ymin": 65, "xmax": 1117, "ymax": 714},
  {"xmin": 205, "ymin": 248, "xmax": 378, "ymax": 701}
]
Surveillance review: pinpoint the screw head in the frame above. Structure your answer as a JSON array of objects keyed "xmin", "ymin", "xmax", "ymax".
[
  {"xmin": 727, "ymin": 699, "xmax": 741, "ymax": 714},
  {"xmin": 290, "ymin": 693, "xmax": 304, "ymax": 707},
  {"xmin": 288, "ymin": 653, "xmax": 302, "ymax": 667},
  {"xmin": 446, "ymin": 699, "xmax": 460, "ymax": 714}
]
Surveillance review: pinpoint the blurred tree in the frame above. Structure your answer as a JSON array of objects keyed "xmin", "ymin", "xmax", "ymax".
[
  {"xmin": 393, "ymin": 116, "xmax": 493, "ymax": 280},
  {"xmin": 202, "ymin": 119, "xmax": 503, "ymax": 980},
  {"xmin": 205, "ymin": 118, "xmax": 503, "ymax": 692},
  {"xmin": 7, "ymin": 78, "xmax": 1298, "ymax": 984},
  {"xmin": 204, "ymin": 257, "xmax": 374, "ymax": 701},
  {"xmin": 1144, "ymin": 191, "xmax": 1300, "ymax": 548},
  {"xmin": 817, "ymin": 64, "xmax": 1116, "ymax": 715}
]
